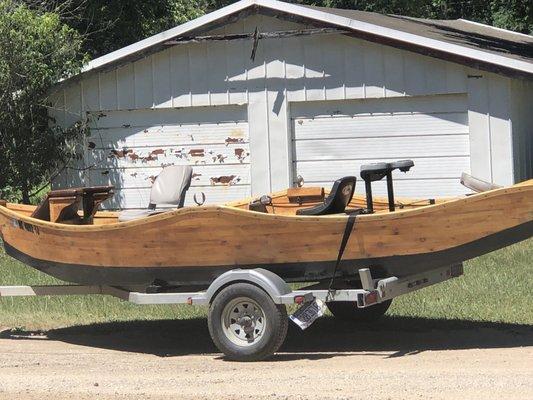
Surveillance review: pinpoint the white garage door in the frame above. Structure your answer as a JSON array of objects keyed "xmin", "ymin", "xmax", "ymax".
[
  {"xmin": 291, "ymin": 94, "xmax": 470, "ymax": 198},
  {"xmin": 85, "ymin": 105, "xmax": 250, "ymax": 209}
]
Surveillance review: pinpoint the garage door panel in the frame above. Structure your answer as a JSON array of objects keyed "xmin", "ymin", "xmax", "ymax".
[
  {"xmin": 85, "ymin": 105, "xmax": 250, "ymax": 210},
  {"xmin": 292, "ymin": 95, "xmax": 470, "ymax": 197},
  {"xmin": 294, "ymin": 135, "xmax": 470, "ymax": 161},
  {"xmin": 89, "ymin": 164, "xmax": 250, "ymax": 189},
  {"xmin": 88, "ymin": 143, "xmax": 250, "ymax": 169},
  {"xmin": 296, "ymin": 157, "xmax": 471, "ymax": 183},
  {"xmin": 105, "ymin": 185, "xmax": 251, "ymax": 209},
  {"xmin": 293, "ymin": 112, "xmax": 468, "ymax": 140},
  {"xmin": 89, "ymin": 123, "xmax": 248, "ymax": 149}
]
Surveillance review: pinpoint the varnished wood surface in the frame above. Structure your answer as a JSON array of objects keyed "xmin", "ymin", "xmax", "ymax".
[
  {"xmin": 0, "ymin": 180, "xmax": 531, "ymax": 270},
  {"xmin": 227, "ymin": 188, "xmax": 452, "ymax": 216}
]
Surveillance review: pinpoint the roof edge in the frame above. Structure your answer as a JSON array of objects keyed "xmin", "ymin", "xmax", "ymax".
[
  {"xmin": 65, "ymin": 0, "xmax": 532, "ymax": 85},
  {"xmin": 457, "ymin": 19, "xmax": 533, "ymax": 40}
]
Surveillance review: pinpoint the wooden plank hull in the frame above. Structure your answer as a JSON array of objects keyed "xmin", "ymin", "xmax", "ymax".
[{"xmin": 0, "ymin": 182, "xmax": 532, "ymax": 287}]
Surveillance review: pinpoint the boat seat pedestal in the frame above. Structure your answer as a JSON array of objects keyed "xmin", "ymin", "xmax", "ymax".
[
  {"xmin": 360, "ymin": 160, "xmax": 414, "ymax": 213},
  {"xmin": 49, "ymin": 196, "xmax": 82, "ymax": 223}
]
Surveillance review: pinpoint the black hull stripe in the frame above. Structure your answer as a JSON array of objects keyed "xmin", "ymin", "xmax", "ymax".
[{"xmin": 3, "ymin": 221, "xmax": 532, "ymax": 287}]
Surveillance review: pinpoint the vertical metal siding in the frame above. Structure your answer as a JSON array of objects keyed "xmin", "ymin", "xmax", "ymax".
[
  {"xmin": 466, "ymin": 71, "xmax": 514, "ymax": 186},
  {"xmin": 510, "ymin": 79, "xmax": 533, "ymax": 182}
]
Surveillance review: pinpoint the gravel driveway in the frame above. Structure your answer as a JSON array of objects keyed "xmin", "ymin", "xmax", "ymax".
[{"xmin": 0, "ymin": 317, "xmax": 531, "ymax": 399}]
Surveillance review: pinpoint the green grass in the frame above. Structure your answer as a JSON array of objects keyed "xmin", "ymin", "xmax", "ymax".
[
  {"xmin": 389, "ymin": 238, "xmax": 533, "ymax": 324},
  {"xmin": 0, "ymin": 239, "xmax": 531, "ymax": 330}
]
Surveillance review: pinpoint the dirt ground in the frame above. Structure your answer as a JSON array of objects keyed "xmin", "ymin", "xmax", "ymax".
[{"xmin": 0, "ymin": 317, "xmax": 531, "ymax": 400}]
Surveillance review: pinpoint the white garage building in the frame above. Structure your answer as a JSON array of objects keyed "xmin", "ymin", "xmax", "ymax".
[{"xmin": 50, "ymin": 0, "xmax": 533, "ymax": 209}]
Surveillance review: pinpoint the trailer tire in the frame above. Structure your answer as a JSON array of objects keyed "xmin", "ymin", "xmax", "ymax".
[
  {"xmin": 208, "ymin": 283, "xmax": 288, "ymax": 361},
  {"xmin": 327, "ymin": 299, "xmax": 392, "ymax": 322}
]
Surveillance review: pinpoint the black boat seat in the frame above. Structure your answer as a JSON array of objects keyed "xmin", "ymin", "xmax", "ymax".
[
  {"xmin": 296, "ymin": 176, "xmax": 356, "ymax": 216},
  {"xmin": 360, "ymin": 160, "xmax": 414, "ymax": 182},
  {"xmin": 118, "ymin": 165, "xmax": 193, "ymax": 222}
]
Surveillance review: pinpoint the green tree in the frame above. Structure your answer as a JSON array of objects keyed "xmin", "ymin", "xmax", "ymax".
[
  {"xmin": 23, "ymin": 0, "xmax": 208, "ymax": 59},
  {"xmin": 0, "ymin": 0, "xmax": 86, "ymax": 203},
  {"xmin": 291, "ymin": 0, "xmax": 532, "ymax": 34},
  {"xmin": 205, "ymin": 1, "xmax": 532, "ymax": 34}
]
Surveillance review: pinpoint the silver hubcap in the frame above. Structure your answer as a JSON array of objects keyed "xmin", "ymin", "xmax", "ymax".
[{"xmin": 221, "ymin": 297, "xmax": 266, "ymax": 347}]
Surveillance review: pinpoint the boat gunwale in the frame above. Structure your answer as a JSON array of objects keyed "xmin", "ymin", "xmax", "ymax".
[{"xmin": 0, "ymin": 182, "xmax": 531, "ymax": 233}]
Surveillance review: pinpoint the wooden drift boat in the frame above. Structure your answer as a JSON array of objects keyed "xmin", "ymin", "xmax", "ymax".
[{"xmin": 0, "ymin": 161, "xmax": 532, "ymax": 290}]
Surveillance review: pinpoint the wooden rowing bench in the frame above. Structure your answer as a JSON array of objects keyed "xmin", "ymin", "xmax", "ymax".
[{"xmin": 31, "ymin": 186, "xmax": 114, "ymax": 224}]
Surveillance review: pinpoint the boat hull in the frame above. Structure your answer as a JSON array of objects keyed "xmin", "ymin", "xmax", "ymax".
[
  {"xmin": 1, "ymin": 182, "xmax": 532, "ymax": 287},
  {"xmin": 2, "ymin": 220, "xmax": 532, "ymax": 287}
]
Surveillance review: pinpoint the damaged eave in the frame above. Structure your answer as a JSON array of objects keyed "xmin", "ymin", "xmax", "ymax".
[{"xmin": 163, "ymin": 27, "xmax": 351, "ymax": 45}]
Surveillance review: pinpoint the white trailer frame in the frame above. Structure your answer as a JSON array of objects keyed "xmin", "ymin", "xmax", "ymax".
[{"xmin": 0, "ymin": 264, "xmax": 464, "ymax": 308}]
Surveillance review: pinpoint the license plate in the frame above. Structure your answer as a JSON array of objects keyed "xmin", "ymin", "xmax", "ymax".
[{"xmin": 289, "ymin": 299, "xmax": 325, "ymax": 330}]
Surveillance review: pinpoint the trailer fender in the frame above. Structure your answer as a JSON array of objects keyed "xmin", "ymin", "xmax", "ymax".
[{"xmin": 204, "ymin": 268, "xmax": 292, "ymax": 304}]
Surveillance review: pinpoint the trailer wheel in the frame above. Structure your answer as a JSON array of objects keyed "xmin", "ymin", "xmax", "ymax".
[
  {"xmin": 208, "ymin": 283, "xmax": 288, "ymax": 361},
  {"xmin": 327, "ymin": 299, "xmax": 392, "ymax": 322}
]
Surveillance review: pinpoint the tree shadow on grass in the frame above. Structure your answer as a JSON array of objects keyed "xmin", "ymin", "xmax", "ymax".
[{"xmin": 2, "ymin": 315, "xmax": 532, "ymax": 361}]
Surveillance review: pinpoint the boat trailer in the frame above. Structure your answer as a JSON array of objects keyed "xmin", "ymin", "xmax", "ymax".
[{"xmin": 0, "ymin": 264, "xmax": 463, "ymax": 360}]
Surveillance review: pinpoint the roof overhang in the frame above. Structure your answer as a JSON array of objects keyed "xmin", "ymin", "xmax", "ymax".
[{"xmin": 61, "ymin": 0, "xmax": 533, "ymax": 86}]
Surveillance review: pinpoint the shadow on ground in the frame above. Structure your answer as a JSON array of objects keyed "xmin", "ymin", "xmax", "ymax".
[{"xmin": 2, "ymin": 316, "xmax": 532, "ymax": 361}]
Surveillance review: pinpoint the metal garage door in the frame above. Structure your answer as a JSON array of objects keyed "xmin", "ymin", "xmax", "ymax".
[
  {"xmin": 85, "ymin": 105, "xmax": 250, "ymax": 209},
  {"xmin": 291, "ymin": 94, "xmax": 470, "ymax": 198}
]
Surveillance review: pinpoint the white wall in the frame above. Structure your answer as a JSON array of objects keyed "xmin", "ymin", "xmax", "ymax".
[
  {"xmin": 49, "ymin": 13, "xmax": 522, "ymax": 196},
  {"xmin": 510, "ymin": 79, "xmax": 533, "ymax": 182},
  {"xmin": 466, "ymin": 70, "xmax": 516, "ymax": 185}
]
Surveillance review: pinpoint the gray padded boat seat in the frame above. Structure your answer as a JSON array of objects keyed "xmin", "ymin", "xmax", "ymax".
[
  {"xmin": 461, "ymin": 172, "xmax": 502, "ymax": 193},
  {"xmin": 118, "ymin": 165, "xmax": 193, "ymax": 222},
  {"xmin": 360, "ymin": 160, "xmax": 414, "ymax": 182},
  {"xmin": 296, "ymin": 176, "xmax": 356, "ymax": 216}
]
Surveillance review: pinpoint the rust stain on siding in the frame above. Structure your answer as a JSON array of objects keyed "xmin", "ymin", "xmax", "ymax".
[
  {"xmin": 109, "ymin": 149, "xmax": 132, "ymax": 158},
  {"xmin": 210, "ymin": 175, "xmax": 240, "ymax": 185},
  {"xmin": 189, "ymin": 149, "xmax": 205, "ymax": 158},
  {"xmin": 212, "ymin": 154, "xmax": 227, "ymax": 163},
  {"xmin": 150, "ymin": 149, "xmax": 165, "ymax": 157},
  {"xmin": 128, "ymin": 153, "xmax": 140, "ymax": 162},
  {"xmin": 234, "ymin": 148, "xmax": 249, "ymax": 162},
  {"xmin": 147, "ymin": 175, "xmax": 157, "ymax": 184},
  {"xmin": 225, "ymin": 137, "xmax": 244, "ymax": 146},
  {"xmin": 142, "ymin": 155, "xmax": 157, "ymax": 163}
]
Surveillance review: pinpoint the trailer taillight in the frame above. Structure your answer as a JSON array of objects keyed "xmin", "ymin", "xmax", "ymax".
[
  {"xmin": 294, "ymin": 295, "xmax": 306, "ymax": 304},
  {"xmin": 364, "ymin": 290, "xmax": 379, "ymax": 306}
]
